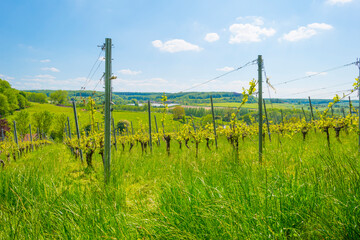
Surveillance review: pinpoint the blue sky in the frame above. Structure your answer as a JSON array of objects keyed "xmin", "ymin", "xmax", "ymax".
[{"xmin": 0, "ymin": 0, "xmax": 359, "ymax": 99}]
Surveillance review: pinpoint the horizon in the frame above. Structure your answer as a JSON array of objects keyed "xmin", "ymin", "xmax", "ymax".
[{"xmin": 0, "ymin": 0, "xmax": 359, "ymax": 99}]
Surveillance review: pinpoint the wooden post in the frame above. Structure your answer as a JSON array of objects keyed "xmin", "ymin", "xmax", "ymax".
[
  {"xmin": 13, "ymin": 121, "xmax": 19, "ymax": 147},
  {"xmin": 72, "ymin": 100, "xmax": 83, "ymax": 162},
  {"xmin": 356, "ymin": 58, "xmax": 360, "ymax": 151},
  {"xmin": 104, "ymin": 38, "xmax": 112, "ymax": 183},
  {"xmin": 191, "ymin": 116, "xmax": 196, "ymax": 133},
  {"xmin": 112, "ymin": 118, "xmax": 117, "ymax": 150},
  {"xmin": 258, "ymin": 55, "xmax": 263, "ymax": 163},
  {"xmin": 280, "ymin": 109, "xmax": 284, "ymax": 125},
  {"xmin": 342, "ymin": 108, "xmax": 346, "ymax": 118},
  {"xmin": 131, "ymin": 121, "xmax": 134, "ymax": 135},
  {"xmin": 29, "ymin": 124, "xmax": 34, "ymax": 151},
  {"xmin": 1, "ymin": 128, "xmax": 4, "ymax": 141},
  {"xmin": 147, "ymin": 100, "xmax": 152, "ymax": 152},
  {"xmin": 67, "ymin": 117, "xmax": 72, "ymax": 139},
  {"xmin": 349, "ymin": 96, "xmax": 352, "ymax": 116},
  {"xmin": 154, "ymin": 115, "xmax": 160, "ymax": 146},
  {"xmin": 308, "ymin": 96, "xmax": 315, "ymax": 121},
  {"xmin": 263, "ymin": 100, "xmax": 271, "ymax": 142},
  {"xmin": 13, "ymin": 121, "xmax": 19, "ymax": 158},
  {"xmin": 210, "ymin": 96, "xmax": 218, "ymax": 149},
  {"xmin": 302, "ymin": 107, "xmax": 307, "ymax": 122}
]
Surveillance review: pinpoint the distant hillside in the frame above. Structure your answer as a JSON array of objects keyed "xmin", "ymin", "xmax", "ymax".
[{"xmin": 25, "ymin": 90, "xmax": 256, "ymax": 105}]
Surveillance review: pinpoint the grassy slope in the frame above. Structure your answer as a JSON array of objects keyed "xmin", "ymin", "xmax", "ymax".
[
  {"xmin": 0, "ymin": 131, "xmax": 359, "ymax": 239},
  {"xmin": 8, "ymin": 103, "xmax": 178, "ymax": 132}
]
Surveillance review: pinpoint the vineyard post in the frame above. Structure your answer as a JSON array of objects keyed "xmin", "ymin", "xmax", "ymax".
[
  {"xmin": 357, "ymin": 58, "xmax": 360, "ymax": 150},
  {"xmin": 72, "ymin": 99, "xmax": 83, "ymax": 162},
  {"xmin": 191, "ymin": 115, "xmax": 196, "ymax": 133},
  {"xmin": 210, "ymin": 96, "xmax": 218, "ymax": 149},
  {"xmin": 104, "ymin": 37, "xmax": 112, "ymax": 183},
  {"xmin": 148, "ymin": 100, "xmax": 152, "ymax": 152},
  {"xmin": 1, "ymin": 128, "xmax": 4, "ymax": 141},
  {"xmin": 258, "ymin": 55, "xmax": 263, "ymax": 163},
  {"xmin": 280, "ymin": 109, "xmax": 284, "ymax": 125},
  {"xmin": 67, "ymin": 117, "xmax": 72, "ymax": 139},
  {"xmin": 112, "ymin": 118, "xmax": 117, "ymax": 150},
  {"xmin": 154, "ymin": 115, "xmax": 160, "ymax": 146},
  {"xmin": 349, "ymin": 96, "xmax": 352, "ymax": 116},
  {"xmin": 13, "ymin": 121, "xmax": 19, "ymax": 150},
  {"xmin": 342, "ymin": 108, "xmax": 345, "ymax": 118},
  {"xmin": 331, "ymin": 106, "xmax": 334, "ymax": 117},
  {"xmin": 37, "ymin": 128, "xmax": 40, "ymax": 140},
  {"xmin": 308, "ymin": 96, "xmax": 315, "ymax": 120},
  {"xmin": 302, "ymin": 107, "xmax": 307, "ymax": 122},
  {"xmin": 263, "ymin": 99, "xmax": 271, "ymax": 142},
  {"xmin": 131, "ymin": 121, "xmax": 134, "ymax": 135},
  {"xmin": 29, "ymin": 124, "xmax": 34, "ymax": 151},
  {"xmin": 64, "ymin": 123, "xmax": 68, "ymax": 138},
  {"xmin": 97, "ymin": 122, "xmax": 100, "ymax": 131}
]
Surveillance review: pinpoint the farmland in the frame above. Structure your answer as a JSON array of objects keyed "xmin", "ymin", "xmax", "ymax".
[
  {"xmin": 1, "ymin": 122, "xmax": 359, "ymax": 239},
  {"xmin": 1, "ymin": 94, "xmax": 360, "ymax": 238}
]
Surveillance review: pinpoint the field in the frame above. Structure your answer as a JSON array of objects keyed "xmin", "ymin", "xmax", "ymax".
[
  {"xmin": 7, "ymin": 103, "xmax": 178, "ymax": 132},
  {"xmin": 1, "ymin": 123, "xmax": 360, "ymax": 238},
  {"xmin": 198, "ymin": 102, "xmax": 293, "ymax": 109}
]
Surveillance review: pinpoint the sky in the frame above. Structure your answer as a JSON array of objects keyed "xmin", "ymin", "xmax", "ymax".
[{"xmin": 0, "ymin": 0, "xmax": 359, "ymax": 99}]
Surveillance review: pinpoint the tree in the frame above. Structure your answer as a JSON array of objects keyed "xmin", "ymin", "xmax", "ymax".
[
  {"xmin": 0, "ymin": 79, "xmax": 29, "ymax": 114},
  {"xmin": 172, "ymin": 106, "xmax": 185, "ymax": 120},
  {"xmin": 51, "ymin": 113, "xmax": 67, "ymax": 141},
  {"xmin": 0, "ymin": 93, "xmax": 9, "ymax": 116},
  {"xmin": 15, "ymin": 111, "xmax": 30, "ymax": 139},
  {"xmin": 17, "ymin": 94, "xmax": 28, "ymax": 109},
  {"xmin": 117, "ymin": 120, "xmax": 130, "ymax": 133},
  {"xmin": 33, "ymin": 111, "xmax": 53, "ymax": 138},
  {"xmin": 27, "ymin": 92, "xmax": 47, "ymax": 103},
  {"xmin": 50, "ymin": 90, "xmax": 68, "ymax": 104}
]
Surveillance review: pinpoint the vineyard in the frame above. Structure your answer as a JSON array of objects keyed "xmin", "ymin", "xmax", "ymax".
[{"xmin": 1, "ymin": 83, "xmax": 360, "ymax": 238}]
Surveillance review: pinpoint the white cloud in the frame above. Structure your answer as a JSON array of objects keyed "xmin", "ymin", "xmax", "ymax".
[
  {"xmin": 204, "ymin": 33, "xmax": 220, "ymax": 42},
  {"xmin": 307, "ymin": 23, "xmax": 333, "ymax": 30},
  {"xmin": 40, "ymin": 59, "xmax": 51, "ymax": 63},
  {"xmin": 0, "ymin": 74, "xmax": 14, "ymax": 80},
  {"xmin": 216, "ymin": 66, "xmax": 235, "ymax": 72},
  {"xmin": 236, "ymin": 16, "xmax": 264, "ymax": 26},
  {"xmin": 152, "ymin": 39, "xmax": 202, "ymax": 53},
  {"xmin": 118, "ymin": 69, "xmax": 142, "ymax": 75},
  {"xmin": 280, "ymin": 23, "xmax": 333, "ymax": 42},
  {"xmin": 306, "ymin": 71, "xmax": 328, "ymax": 76},
  {"xmin": 41, "ymin": 67, "xmax": 60, "ymax": 72},
  {"xmin": 19, "ymin": 76, "xmax": 87, "ymax": 90},
  {"xmin": 229, "ymin": 23, "xmax": 276, "ymax": 43},
  {"xmin": 116, "ymin": 77, "xmax": 168, "ymax": 86},
  {"xmin": 35, "ymin": 74, "xmax": 56, "ymax": 79},
  {"xmin": 326, "ymin": 0, "xmax": 353, "ymax": 5}
]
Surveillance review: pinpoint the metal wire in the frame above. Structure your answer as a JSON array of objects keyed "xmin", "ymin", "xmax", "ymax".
[{"xmin": 179, "ymin": 59, "xmax": 257, "ymax": 92}]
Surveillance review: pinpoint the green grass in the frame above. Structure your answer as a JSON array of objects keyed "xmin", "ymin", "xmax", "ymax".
[
  {"xmin": 0, "ymin": 130, "xmax": 359, "ymax": 239},
  {"xmin": 8, "ymin": 103, "xmax": 178, "ymax": 132}
]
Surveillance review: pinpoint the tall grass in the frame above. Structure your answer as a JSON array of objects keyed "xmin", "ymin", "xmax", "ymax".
[{"xmin": 0, "ymin": 131, "xmax": 359, "ymax": 239}]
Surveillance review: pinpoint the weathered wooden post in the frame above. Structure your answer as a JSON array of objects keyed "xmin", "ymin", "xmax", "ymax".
[
  {"xmin": 263, "ymin": 100, "xmax": 271, "ymax": 142},
  {"xmin": 154, "ymin": 115, "xmax": 160, "ymax": 146},
  {"xmin": 210, "ymin": 96, "xmax": 218, "ymax": 149},
  {"xmin": 29, "ymin": 124, "xmax": 34, "ymax": 151},
  {"xmin": 147, "ymin": 100, "xmax": 152, "ymax": 152}
]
